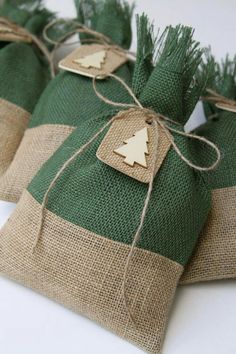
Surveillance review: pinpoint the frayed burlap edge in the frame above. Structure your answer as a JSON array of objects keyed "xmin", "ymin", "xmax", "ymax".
[
  {"xmin": 0, "ymin": 124, "xmax": 75, "ymax": 203},
  {"xmin": 0, "ymin": 190, "xmax": 183, "ymax": 353},
  {"xmin": 0, "ymin": 99, "xmax": 30, "ymax": 176},
  {"xmin": 180, "ymin": 185, "xmax": 236, "ymax": 284}
]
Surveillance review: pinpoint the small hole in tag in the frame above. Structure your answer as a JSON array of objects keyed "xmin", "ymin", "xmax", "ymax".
[{"xmin": 145, "ymin": 118, "xmax": 154, "ymax": 125}]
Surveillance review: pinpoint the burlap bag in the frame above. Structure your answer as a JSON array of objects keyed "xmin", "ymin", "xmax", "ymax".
[
  {"xmin": 0, "ymin": 0, "xmax": 54, "ymax": 177},
  {"xmin": 0, "ymin": 22, "xmax": 214, "ymax": 353},
  {"xmin": 181, "ymin": 55, "xmax": 236, "ymax": 284},
  {"xmin": 0, "ymin": 0, "xmax": 134, "ymax": 203}
]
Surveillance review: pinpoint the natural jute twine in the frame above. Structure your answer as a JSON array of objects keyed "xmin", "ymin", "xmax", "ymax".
[
  {"xmin": 32, "ymin": 73, "xmax": 221, "ymax": 322},
  {"xmin": 0, "ymin": 17, "xmax": 54, "ymax": 78},
  {"xmin": 202, "ymin": 89, "xmax": 236, "ymax": 115}
]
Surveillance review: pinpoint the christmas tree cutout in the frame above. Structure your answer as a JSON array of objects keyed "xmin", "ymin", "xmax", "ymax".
[
  {"xmin": 114, "ymin": 127, "xmax": 149, "ymax": 168},
  {"xmin": 74, "ymin": 50, "xmax": 107, "ymax": 69}
]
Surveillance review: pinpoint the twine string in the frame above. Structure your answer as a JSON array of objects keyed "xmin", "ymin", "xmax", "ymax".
[
  {"xmin": 92, "ymin": 74, "xmax": 221, "ymax": 172},
  {"xmin": 32, "ymin": 73, "xmax": 221, "ymax": 323},
  {"xmin": 92, "ymin": 73, "xmax": 142, "ymax": 108},
  {"xmin": 43, "ymin": 18, "xmax": 112, "ymax": 46},
  {"xmin": 202, "ymin": 89, "xmax": 236, "ymax": 113},
  {"xmin": 121, "ymin": 118, "xmax": 160, "ymax": 323},
  {"xmin": 32, "ymin": 111, "xmax": 121, "ymax": 252},
  {"xmin": 0, "ymin": 17, "xmax": 55, "ymax": 78},
  {"xmin": 205, "ymin": 89, "xmax": 236, "ymax": 106}
]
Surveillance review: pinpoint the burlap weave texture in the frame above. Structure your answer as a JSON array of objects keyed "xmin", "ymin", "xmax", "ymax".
[
  {"xmin": 0, "ymin": 0, "xmax": 134, "ymax": 203},
  {"xmin": 181, "ymin": 54, "xmax": 236, "ymax": 283},
  {"xmin": 0, "ymin": 191, "xmax": 183, "ymax": 354},
  {"xmin": 0, "ymin": 99, "xmax": 30, "ymax": 176},
  {"xmin": 0, "ymin": 13, "xmax": 212, "ymax": 353},
  {"xmin": 181, "ymin": 185, "xmax": 236, "ymax": 283},
  {"xmin": 0, "ymin": 124, "xmax": 74, "ymax": 202},
  {"xmin": 0, "ymin": 0, "xmax": 55, "ymax": 194}
]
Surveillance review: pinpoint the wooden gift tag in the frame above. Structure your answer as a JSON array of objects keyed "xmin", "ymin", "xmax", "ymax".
[
  {"xmin": 59, "ymin": 44, "xmax": 127, "ymax": 79},
  {"xmin": 97, "ymin": 109, "xmax": 172, "ymax": 183},
  {"xmin": 0, "ymin": 22, "xmax": 32, "ymax": 43}
]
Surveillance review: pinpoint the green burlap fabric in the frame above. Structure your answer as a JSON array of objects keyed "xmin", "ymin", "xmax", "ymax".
[
  {"xmin": 29, "ymin": 23, "xmax": 210, "ymax": 267},
  {"xmin": 0, "ymin": 18, "xmax": 212, "ymax": 353},
  {"xmin": 194, "ymin": 56, "xmax": 236, "ymax": 189},
  {"xmin": 0, "ymin": 0, "xmax": 53, "ymax": 112},
  {"xmin": 137, "ymin": 25, "xmax": 204, "ymax": 125},
  {"xmin": 30, "ymin": 0, "xmax": 134, "ymax": 129},
  {"xmin": 180, "ymin": 55, "xmax": 236, "ymax": 284},
  {"xmin": 0, "ymin": 0, "xmax": 54, "ymax": 179},
  {"xmin": 0, "ymin": 0, "xmax": 134, "ymax": 202},
  {"xmin": 29, "ymin": 124, "xmax": 210, "ymax": 265}
]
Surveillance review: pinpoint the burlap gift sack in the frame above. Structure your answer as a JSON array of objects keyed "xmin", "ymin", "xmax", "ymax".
[
  {"xmin": 0, "ymin": 0, "xmax": 134, "ymax": 203},
  {"xmin": 181, "ymin": 56, "xmax": 236, "ymax": 284},
  {"xmin": 0, "ymin": 22, "xmax": 217, "ymax": 353},
  {"xmin": 0, "ymin": 0, "xmax": 55, "ymax": 177}
]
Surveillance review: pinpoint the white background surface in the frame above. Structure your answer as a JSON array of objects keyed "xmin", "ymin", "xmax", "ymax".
[{"xmin": 1, "ymin": 1, "xmax": 236, "ymax": 353}]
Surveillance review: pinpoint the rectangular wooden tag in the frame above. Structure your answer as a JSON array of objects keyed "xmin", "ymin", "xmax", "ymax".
[
  {"xmin": 97, "ymin": 109, "xmax": 172, "ymax": 183},
  {"xmin": 59, "ymin": 44, "xmax": 128, "ymax": 79}
]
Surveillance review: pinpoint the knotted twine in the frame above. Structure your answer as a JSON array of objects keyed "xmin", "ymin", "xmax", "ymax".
[
  {"xmin": 32, "ymin": 73, "xmax": 221, "ymax": 323},
  {"xmin": 0, "ymin": 17, "xmax": 54, "ymax": 78},
  {"xmin": 43, "ymin": 18, "xmax": 136, "ymax": 75}
]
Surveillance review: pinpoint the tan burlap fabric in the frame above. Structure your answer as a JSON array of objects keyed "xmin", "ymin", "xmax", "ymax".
[
  {"xmin": 0, "ymin": 190, "xmax": 183, "ymax": 353},
  {"xmin": 0, "ymin": 99, "xmax": 30, "ymax": 176},
  {"xmin": 0, "ymin": 124, "xmax": 74, "ymax": 202},
  {"xmin": 181, "ymin": 185, "xmax": 236, "ymax": 284}
]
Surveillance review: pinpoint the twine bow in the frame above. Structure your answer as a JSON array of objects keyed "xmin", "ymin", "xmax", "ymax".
[
  {"xmin": 43, "ymin": 18, "xmax": 136, "ymax": 77},
  {"xmin": 32, "ymin": 73, "xmax": 221, "ymax": 323},
  {"xmin": 202, "ymin": 89, "xmax": 236, "ymax": 114},
  {"xmin": 0, "ymin": 17, "xmax": 54, "ymax": 78}
]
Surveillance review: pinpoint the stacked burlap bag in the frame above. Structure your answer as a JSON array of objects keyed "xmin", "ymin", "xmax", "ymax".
[
  {"xmin": 0, "ymin": 17, "xmax": 221, "ymax": 352},
  {"xmin": 181, "ymin": 55, "xmax": 236, "ymax": 284},
  {"xmin": 0, "ymin": 0, "xmax": 54, "ymax": 179},
  {"xmin": 0, "ymin": 0, "xmax": 134, "ymax": 202}
]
